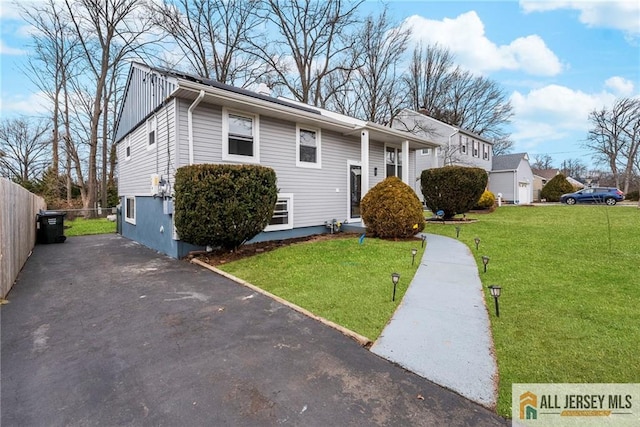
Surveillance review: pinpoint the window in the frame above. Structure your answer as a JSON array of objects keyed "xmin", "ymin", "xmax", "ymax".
[
  {"xmin": 386, "ymin": 146, "xmax": 402, "ymax": 178},
  {"xmin": 125, "ymin": 136, "xmax": 131, "ymax": 160},
  {"xmin": 125, "ymin": 196, "xmax": 136, "ymax": 225},
  {"xmin": 483, "ymin": 143, "xmax": 490, "ymax": 160},
  {"xmin": 222, "ymin": 108, "xmax": 260, "ymax": 163},
  {"xmin": 265, "ymin": 193, "xmax": 293, "ymax": 231},
  {"xmin": 147, "ymin": 116, "xmax": 157, "ymax": 149},
  {"xmin": 472, "ymin": 140, "xmax": 479, "ymax": 158},
  {"xmin": 421, "ymin": 148, "xmax": 431, "ymax": 155},
  {"xmin": 296, "ymin": 126, "xmax": 321, "ymax": 168},
  {"xmin": 460, "ymin": 135, "xmax": 467, "ymax": 154}
]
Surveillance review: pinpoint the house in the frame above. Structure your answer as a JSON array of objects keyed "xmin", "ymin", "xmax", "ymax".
[
  {"xmin": 489, "ymin": 153, "xmax": 534, "ymax": 204},
  {"xmin": 114, "ymin": 62, "xmax": 439, "ymax": 258},
  {"xmin": 532, "ymin": 168, "xmax": 559, "ymax": 201}
]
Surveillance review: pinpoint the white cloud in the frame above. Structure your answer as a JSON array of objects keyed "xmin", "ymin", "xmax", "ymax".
[
  {"xmin": 509, "ymin": 83, "xmax": 618, "ymax": 149},
  {"xmin": 521, "ymin": 1, "xmax": 640, "ymax": 37},
  {"xmin": 0, "ymin": 0, "xmax": 23, "ymax": 20},
  {"xmin": 0, "ymin": 91, "xmax": 51, "ymax": 117},
  {"xmin": 0, "ymin": 38, "xmax": 25, "ymax": 55},
  {"xmin": 403, "ymin": 12, "xmax": 563, "ymax": 76},
  {"xmin": 604, "ymin": 76, "xmax": 635, "ymax": 96}
]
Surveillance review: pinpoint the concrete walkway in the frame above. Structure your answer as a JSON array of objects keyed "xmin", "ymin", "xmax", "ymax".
[{"xmin": 371, "ymin": 233, "xmax": 498, "ymax": 408}]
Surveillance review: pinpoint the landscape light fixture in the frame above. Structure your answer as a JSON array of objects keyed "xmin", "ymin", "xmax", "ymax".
[
  {"xmin": 455, "ymin": 226, "xmax": 461, "ymax": 238},
  {"xmin": 391, "ymin": 273, "xmax": 400, "ymax": 301},
  {"xmin": 411, "ymin": 248, "xmax": 418, "ymax": 265},
  {"xmin": 482, "ymin": 255, "xmax": 490, "ymax": 273},
  {"xmin": 488, "ymin": 285, "xmax": 501, "ymax": 317},
  {"xmin": 474, "ymin": 237, "xmax": 481, "ymax": 250},
  {"xmin": 421, "ymin": 234, "xmax": 427, "ymax": 248}
]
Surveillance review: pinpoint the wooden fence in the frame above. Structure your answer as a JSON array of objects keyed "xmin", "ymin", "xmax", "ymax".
[{"xmin": 0, "ymin": 178, "xmax": 46, "ymax": 298}]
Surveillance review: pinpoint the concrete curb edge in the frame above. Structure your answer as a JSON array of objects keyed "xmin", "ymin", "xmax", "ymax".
[{"xmin": 190, "ymin": 258, "xmax": 373, "ymax": 348}]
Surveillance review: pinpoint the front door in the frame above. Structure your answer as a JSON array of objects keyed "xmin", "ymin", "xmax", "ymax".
[{"xmin": 348, "ymin": 162, "xmax": 362, "ymax": 220}]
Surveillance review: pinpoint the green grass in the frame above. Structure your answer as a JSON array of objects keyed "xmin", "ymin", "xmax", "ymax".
[
  {"xmin": 64, "ymin": 217, "xmax": 116, "ymax": 236},
  {"xmin": 425, "ymin": 205, "xmax": 640, "ymax": 417},
  {"xmin": 218, "ymin": 236, "xmax": 425, "ymax": 340}
]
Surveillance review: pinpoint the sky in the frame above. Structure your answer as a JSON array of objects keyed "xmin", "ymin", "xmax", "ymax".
[{"xmin": 0, "ymin": 0, "xmax": 639, "ymax": 170}]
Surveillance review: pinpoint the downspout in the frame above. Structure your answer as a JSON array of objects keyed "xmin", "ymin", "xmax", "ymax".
[{"xmin": 188, "ymin": 90, "xmax": 205, "ymax": 165}]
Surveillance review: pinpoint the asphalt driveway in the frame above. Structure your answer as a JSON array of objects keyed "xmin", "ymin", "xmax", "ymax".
[{"xmin": 1, "ymin": 234, "xmax": 506, "ymax": 426}]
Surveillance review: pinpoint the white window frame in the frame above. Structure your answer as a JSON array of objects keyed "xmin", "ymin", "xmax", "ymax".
[
  {"xmin": 483, "ymin": 143, "xmax": 490, "ymax": 160},
  {"xmin": 472, "ymin": 140, "xmax": 479, "ymax": 158},
  {"xmin": 125, "ymin": 196, "xmax": 136, "ymax": 225},
  {"xmin": 222, "ymin": 107, "xmax": 260, "ymax": 164},
  {"xmin": 265, "ymin": 193, "xmax": 293, "ymax": 232},
  {"xmin": 421, "ymin": 148, "xmax": 431, "ymax": 155},
  {"xmin": 460, "ymin": 135, "xmax": 467, "ymax": 155},
  {"xmin": 296, "ymin": 125, "xmax": 321, "ymax": 168},
  {"xmin": 147, "ymin": 115, "xmax": 157, "ymax": 150},
  {"xmin": 125, "ymin": 136, "xmax": 131, "ymax": 160}
]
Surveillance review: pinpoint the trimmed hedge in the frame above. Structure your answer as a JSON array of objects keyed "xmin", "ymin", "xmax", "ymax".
[
  {"xmin": 420, "ymin": 166, "xmax": 488, "ymax": 219},
  {"xmin": 540, "ymin": 173, "xmax": 573, "ymax": 202},
  {"xmin": 361, "ymin": 176, "xmax": 425, "ymax": 238},
  {"xmin": 174, "ymin": 164, "xmax": 278, "ymax": 250}
]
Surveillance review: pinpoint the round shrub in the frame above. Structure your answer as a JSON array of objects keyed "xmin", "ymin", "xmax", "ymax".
[
  {"xmin": 540, "ymin": 173, "xmax": 573, "ymax": 202},
  {"xmin": 174, "ymin": 164, "xmax": 278, "ymax": 250},
  {"xmin": 475, "ymin": 190, "xmax": 496, "ymax": 210},
  {"xmin": 624, "ymin": 190, "xmax": 639, "ymax": 201},
  {"xmin": 420, "ymin": 166, "xmax": 488, "ymax": 219},
  {"xmin": 361, "ymin": 176, "xmax": 425, "ymax": 238}
]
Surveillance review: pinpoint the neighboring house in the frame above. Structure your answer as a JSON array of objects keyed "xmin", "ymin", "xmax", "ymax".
[
  {"xmin": 392, "ymin": 109, "xmax": 493, "ymax": 200},
  {"xmin": 489, "ymin": 153, "xmax": 534, "ymax": 204},
  {"xmin": 532, "ymin": 168, "xmax": 559, "ymax": 201},
  {"xmin": 114, "ymin": 62, "xmax": 438, "ymax": 258}
]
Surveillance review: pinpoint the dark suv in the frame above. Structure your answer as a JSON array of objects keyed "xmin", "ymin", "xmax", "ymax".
[{"xmin": 560, "ymin": 187, "xmax": 625, "ymax": 205}]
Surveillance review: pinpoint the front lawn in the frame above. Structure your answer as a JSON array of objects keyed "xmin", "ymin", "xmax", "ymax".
[
  {"xmin": 425, "ymin": 205, "xmax": 640, "ymax": 417},
  {"xmin": 64, "ymin": 217, "xmax": 116, "ymax": 236},
  {"xmin": 218, "ymin": 235, "xmax": 424, "ymax": 340}
]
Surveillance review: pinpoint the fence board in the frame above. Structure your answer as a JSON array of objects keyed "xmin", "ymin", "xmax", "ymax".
[{"xmin": 0, "ymin": 178, "xmax": 46, "ymax": 298}]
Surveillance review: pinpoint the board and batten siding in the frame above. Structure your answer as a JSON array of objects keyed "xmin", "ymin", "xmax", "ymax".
[
  {"xmin": 118, "ymin": 100, "xmax": 176, "ymax": 196},
  {"xmin": 114, "ymin": 66, "xmax": 176, "ymax": 143}
]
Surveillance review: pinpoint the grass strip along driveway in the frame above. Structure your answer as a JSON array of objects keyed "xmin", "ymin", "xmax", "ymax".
[
  {"xmin": 218, "ymin": 236, "xmax": 424, "ymax": 341},
  {"xmin": 425, "ymin": 205, "xmax": 640, "ymax": 417},
  {"xmin": 65, "ymin": 217, "xmax": 116, "ymax": 236}
]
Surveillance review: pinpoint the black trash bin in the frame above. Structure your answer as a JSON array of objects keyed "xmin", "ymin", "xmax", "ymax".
[{"xmin": 36, "ymin": 210, "xmax": 67, "ymax": 244}]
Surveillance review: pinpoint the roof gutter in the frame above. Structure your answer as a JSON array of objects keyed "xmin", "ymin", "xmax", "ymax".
[{"xmin": 188, "ymin": 90, "xmax": 205, "ymax": 165}]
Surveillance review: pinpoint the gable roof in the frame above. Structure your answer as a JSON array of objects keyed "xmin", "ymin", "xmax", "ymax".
[
  {"xmin": 532, "ymin": 168, "xmax": 559, "ymax": 180},
  {"xmin": 492, "ymin": 153, "xmax": 529, "ymax": 171},
  {"xmin": 396, "ymin": 108, "xmax": 493, "ymax": 145},
  {"xmin": 114, "ymin": 62, "xmax": 438, "ymax": 149}
]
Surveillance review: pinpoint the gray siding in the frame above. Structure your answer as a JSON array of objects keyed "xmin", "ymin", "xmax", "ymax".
[
  {"xmin": 118, "ymin": 100, "xmax": 176, "ymax": 196},
  {"xmin": 488, "ymin": 171, "xmax": 515, "ymax": 201},
  {"xmin": 114, "ymin": 65, "xmax": 176, "ymax": 143}
]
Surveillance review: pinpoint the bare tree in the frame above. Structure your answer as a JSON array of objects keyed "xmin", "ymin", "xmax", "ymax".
[
  {"xmin": 560, "ymin": 158, "xmax": 588, "ymax": 179},
  {"xmin": 0, "ymin": 118, "xmax": 50, "ymax": 184},
  {"xmin": 585, "ymin": 97, "xmax": 640, "ymax": 192},
  {"xmin": 149, "ymin": 0, "xmax": 265, "ymax": 86},
  {"xmin": 531, "ymin": 154, "xmax": 555, "ymax": 170},
  {"xmin": 324, "ymin": 8, "xmax": 410, "ymax": 124},
  {"xmin": 405, "ymin": 43, "xmax": 455, "ymax": 115},
  {"xmin": 252, "ymin": 0, "xmax": 362, "ymax": 107},
  {"xmin": 405, "ymin": 44, "xmax": 513, "ymax": 142},
  {"xmin": 491, "ymin": 136, "xmax": 514, "ymax": 156},
  {"xmin": 21, "ymin": 0, "xmax": 82, "ymax": 202},
  {"xmin": 63, "ymin": 0, "xmax": 154, "ymax": 213}
]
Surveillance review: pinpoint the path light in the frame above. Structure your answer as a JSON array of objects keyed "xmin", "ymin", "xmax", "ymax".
[
  {"xmin": 474, "ymin": 237, "xmax": 481, "ymax": 250},
  {"xmin": 482, "ymin": 255, "xmax": 490, "ymax": 273},
  {"xmin": 421, "ymin": 234, "xmax": 427, "ymax": 248},
  {"xmin": 411, "ymin": 248, "xmax": 418, "ymax": 266},
  {"xmin": 455, "ymin": 226, "xmax": 461, "ymax": 238},
  {"xmin": 488, "ymin": 285, "xmax": 501, "ymax": 317},
  {"xmin": 391, "ymin": 273, "xmax": 400, "ymax": 301}
]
